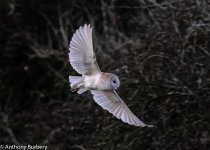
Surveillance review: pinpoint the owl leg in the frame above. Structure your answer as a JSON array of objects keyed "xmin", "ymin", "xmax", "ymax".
[
  {"xmin": 71, "ymin": 82, "xmax": 84, "ymax": 92},
  {"xmin": 69, "ymin": 76, "xmax": 88, "ymax": 94}
]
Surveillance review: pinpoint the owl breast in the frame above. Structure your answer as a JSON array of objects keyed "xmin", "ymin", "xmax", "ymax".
[
  {"xmin": 83, "ymin": 73, "xmax": 115, "ymax": 90},
  {"xmin": 83, "ymin": 74, "xmax": 100, "ymax": 90}
]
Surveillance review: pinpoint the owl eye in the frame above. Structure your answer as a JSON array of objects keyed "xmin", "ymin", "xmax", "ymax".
[{"xmin": 113, "ymin": 80, "xmax": 116, "ymax": 83}]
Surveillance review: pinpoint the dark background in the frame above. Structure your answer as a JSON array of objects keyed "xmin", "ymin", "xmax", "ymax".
[{"xmin": 0, "ymin": 0, "xmax": 210, "ymax": 149}]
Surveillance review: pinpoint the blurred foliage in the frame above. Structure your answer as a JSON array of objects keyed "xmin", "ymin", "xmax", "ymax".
[{"xmin": 0, "ymin": 0, "xmax": 210, "ymax": 149}]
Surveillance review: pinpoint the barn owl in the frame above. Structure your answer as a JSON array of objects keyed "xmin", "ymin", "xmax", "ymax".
[{"xmin": 68, "ymin": 24, "xmax": 153, "ymax": 127}]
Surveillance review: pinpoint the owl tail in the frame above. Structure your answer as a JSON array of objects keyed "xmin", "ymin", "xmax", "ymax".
[{"xmin": 69, "ymin": 76, "xmax": 87, "ymax": 94}]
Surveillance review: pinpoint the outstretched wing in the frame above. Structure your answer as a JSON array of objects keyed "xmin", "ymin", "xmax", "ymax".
[
  {"xmin": 69, "ymin": 24, "xmax": 101, "ymax": 76},
  {"xmin": 91, "ymin": 90, "xmax": 153, "ymax": 127}
]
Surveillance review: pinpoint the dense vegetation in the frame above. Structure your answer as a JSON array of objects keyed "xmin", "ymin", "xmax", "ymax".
[{"xmin": 0, "ymin": 0, "xmax": 210, "ymax": 149}]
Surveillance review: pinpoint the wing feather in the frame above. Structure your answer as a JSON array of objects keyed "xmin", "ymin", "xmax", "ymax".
[
  {"xmin": 91, "ymin": 90, "xmax": 153, "ymax": 127},
  {"xmin": 69, "ymin": 24, "xmax": 100, "ymax": 75}
]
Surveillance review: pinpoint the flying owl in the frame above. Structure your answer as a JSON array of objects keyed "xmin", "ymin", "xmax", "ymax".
[{"xmin": 68, "ymin": 24, "xmax": 153, "ymax": 127}]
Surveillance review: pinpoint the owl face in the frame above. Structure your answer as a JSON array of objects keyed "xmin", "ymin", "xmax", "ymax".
[
  {"xmin": 97, "ymin": 73, "xmax": 120, "ymax": 90},
  {"xmin": 110, "ymin": 74, "xmax": 120, "ymax": 90}
]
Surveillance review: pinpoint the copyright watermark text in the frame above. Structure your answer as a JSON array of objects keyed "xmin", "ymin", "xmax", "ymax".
[{"xmin": 0, "ymin": 145, "xmax": 47, "ymax": 150}]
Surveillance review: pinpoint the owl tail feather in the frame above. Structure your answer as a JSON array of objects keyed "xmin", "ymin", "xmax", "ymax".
[{"xmin": 69, "ymin": 76, "xmax": 87, "ymax": 94}]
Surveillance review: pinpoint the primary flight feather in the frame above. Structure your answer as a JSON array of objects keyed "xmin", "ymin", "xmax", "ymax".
[{"xmin": 68, "ymin": 24, "xmax": 153, "ymax": 127}]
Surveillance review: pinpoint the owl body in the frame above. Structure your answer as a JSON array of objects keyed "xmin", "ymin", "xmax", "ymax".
[
  {"xmin": 83, "ymin": 74, "xmax": 100, "ymax": 90},
  {"xmin": 83, "ymin": 73, "xmax": 120, "ymax": 91}
]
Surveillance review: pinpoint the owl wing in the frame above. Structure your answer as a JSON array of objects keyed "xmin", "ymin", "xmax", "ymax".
[
  {"xmin": 91, "ymin": 90, "xmax": 153, "ymax": 127},
  {"xmin": 69, "ymin": 24, "xmax": 101, "ymax": 76}
]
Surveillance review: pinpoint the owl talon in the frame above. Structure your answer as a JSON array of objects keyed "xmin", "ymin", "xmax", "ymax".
[{"xmin": 71, "ymin": 88, "xmax": 79, "ymax": 92}]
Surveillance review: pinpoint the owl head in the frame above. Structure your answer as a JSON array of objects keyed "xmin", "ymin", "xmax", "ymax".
[
  {"xmin": 110, "ymin": 74, "xmax": 120, "ymax": 90},
  {"xmin": 98, "ymin": 73, "xmax": 120, "ymax": 90}
]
